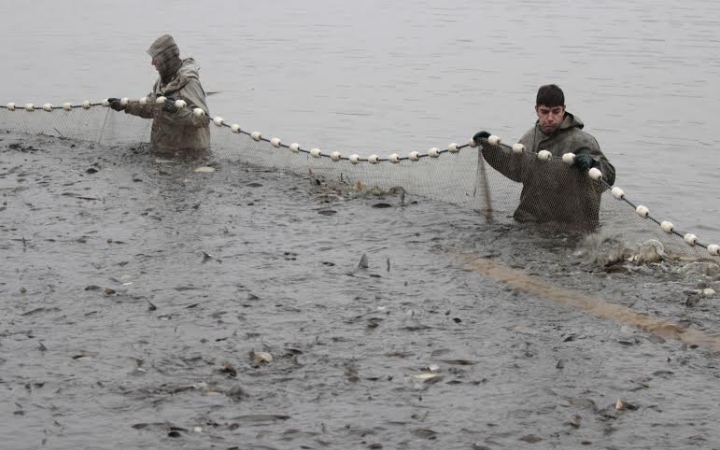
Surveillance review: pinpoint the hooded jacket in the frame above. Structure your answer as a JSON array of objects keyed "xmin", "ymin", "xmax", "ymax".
[
  {"xmin": 482, "ymin": 112, "xmax": 616, "ymax": 229},
  {"xmin": 124, "ymin": 35, "xmax": 210, "ymax": 156}
]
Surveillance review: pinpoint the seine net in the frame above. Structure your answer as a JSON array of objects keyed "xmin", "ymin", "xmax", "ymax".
[{"xmin": 1, "ymin": 103, "xmax": 718, "ymax": 262}]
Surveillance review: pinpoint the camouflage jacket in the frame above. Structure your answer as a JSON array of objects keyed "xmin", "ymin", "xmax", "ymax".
[{"xmin": 124, "ymin": 58, "xmax": 210, "ymax": 156}]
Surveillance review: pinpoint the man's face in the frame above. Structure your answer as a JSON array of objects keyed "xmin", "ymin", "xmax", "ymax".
[
  {"xmin": 151, "ymin": 58, "xmax": 160, "ymax": 73},
  {"xmin": 536, "ymin": 104, "xmax": 565, "ymax": 134}
]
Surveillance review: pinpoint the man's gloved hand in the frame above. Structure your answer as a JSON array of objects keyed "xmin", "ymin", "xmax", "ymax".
[
  {"xmin": 161, "ymin": 97, "xmax": 176, "ymax": 113},
  {"xmin": 107, "ymin": 98, "xmax": 125, "ymax": 112},
  {"xmin": 473, "ymin": 131, "xmax": 491, "ymax": 145},
  {"xmin": 573, "ymin": 153, "xmax": 597, "ymax": 171}
]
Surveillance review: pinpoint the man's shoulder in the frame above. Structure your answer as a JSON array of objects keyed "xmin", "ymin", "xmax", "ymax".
[
  {"xmin": 561, "ymin": 126, "xmax": 600, "ymax": 148},
  {"xmin": 565, "ymin": 126, "xmax": 594, "ymax": 136},
  {"xmin": 520, "ymin": 125, "xmax": 537, "ymax": 139}
]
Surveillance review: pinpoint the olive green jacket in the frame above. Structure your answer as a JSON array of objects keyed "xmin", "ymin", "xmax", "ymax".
[
  {"xmin": 124, "ymin": 58, "xmax": 210, "ymax": 156},
  {"xmin": 482, "ymin": 112, "xmax": 615, "ymax": 228}
]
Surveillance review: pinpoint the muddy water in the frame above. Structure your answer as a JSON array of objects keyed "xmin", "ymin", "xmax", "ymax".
[
  {"xmin": 2, "ymin": 1, "xmax": 720, "ymax": 449},
  {"xmin": 2, "ymin": 136, "xmax": 720, "ymax": 450}
]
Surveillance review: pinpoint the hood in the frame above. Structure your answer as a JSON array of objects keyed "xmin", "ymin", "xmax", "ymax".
[
  {"xmin": 147, "ymin": 34, "xmax": 182, "ymax": 83},
  {"xmin": 558, "ymin": 111, "xmax": 584, "ymax": 131},
  {"xmin": 158, "ymin": 58, "xmax": 201, "ymax": 96},
  {"xmin": 177, "ymin": 58, "xmax": 200, "ymax": 80},
  {"xmin": 535, "ymin": 111, "xmax": 585, "ymax": 138}
]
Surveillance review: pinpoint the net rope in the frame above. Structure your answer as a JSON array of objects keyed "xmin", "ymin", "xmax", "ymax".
[{"xmin": 2, "ymin": 99, "xmax": 718, "ymax": 261}]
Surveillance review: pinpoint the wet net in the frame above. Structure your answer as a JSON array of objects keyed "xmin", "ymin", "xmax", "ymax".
[{"xmin": 1, "ymin": 101, "xmax": 718, "ymax": 262}]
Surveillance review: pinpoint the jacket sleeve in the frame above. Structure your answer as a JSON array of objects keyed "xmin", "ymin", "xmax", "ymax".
[
  {"xmin": 481, "ymin": 128, "xmax": 533, "ymax": 183},
  {"xmin": 124, "ymin": 90, "xmax": 156, "ymax": 119},
  {"xmin": 575, "ymin": 135, "xmax": 616, "ymax": 186},
  {"xmin": 125, "ymin": 87, "xmax": 155, "ymax": 119},
  {"xmin": 170, "ymin": 79, "xmax": 210, "ymax": 128}
]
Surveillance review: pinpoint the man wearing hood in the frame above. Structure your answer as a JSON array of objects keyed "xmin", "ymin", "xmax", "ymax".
[
  {"xmin": 474, "ymin": 84, "xmax": 615, "ymax": 229},
  {"xmin": 108, "ymin": 34, "xmax": 210, "ymax": 157}
]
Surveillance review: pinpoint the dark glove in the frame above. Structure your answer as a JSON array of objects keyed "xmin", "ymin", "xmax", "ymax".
[
  {"xmin": 161, "ymin": 97, "xmax": 176, "ymax": 113},
  {"xmin": 107, "ymin": 98, "xmax": 125, "ymax": 112},
  {"xmin": 573, "ymin": 153, "xmax": 597, "ymax": 171},
  {"xmin": 473, "ymin": 131, "xmax": 491, "ymax": 145}
]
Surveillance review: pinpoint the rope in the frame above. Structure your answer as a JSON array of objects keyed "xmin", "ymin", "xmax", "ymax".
[{"xmin": 2, "ymin": 99, "xmax": 718, "ymax": 258}]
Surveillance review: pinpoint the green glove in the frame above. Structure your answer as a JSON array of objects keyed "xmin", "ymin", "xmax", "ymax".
[
  {"xmin": 161, "ymin": 97, "xmax": 176, "ymax": 113},
  {"xmin": 473, "ymin": 131, "xmax": 491, "ymax": 145},
  {"xmin": 573, "ymin": 153, "xmax": 597, "ymax": 171},
  {"xmin": 107, "ymin": 98, "xmax": 125, "ymax": 112}
]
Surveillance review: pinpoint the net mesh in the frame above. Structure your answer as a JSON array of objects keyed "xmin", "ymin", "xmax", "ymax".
[{"xmin": 1, "ymin": 104, "xmax": 717, "ymax": 262}]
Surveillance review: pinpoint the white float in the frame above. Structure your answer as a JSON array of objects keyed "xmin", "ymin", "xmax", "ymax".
[
  {"xmin": 562, "ymin": 153, "xmax": 575, "ymax": 165},
  {"xmin": 635, "ymin": 205, "xmax": 650, "ymax": 218},
  {"xmin": 684, "ymin": 233, "xmax": 698, "ymax": 246},
  {"xmin": 537, "ymin": 150, "xmax": 552, "ymax": 161},
  {"xmin": 487, "ymin": 135, "xmax": 501, "ymax": 146},
  {"xmin": 588, "ymin": 167, "xmax": 603, "ymax": 180},
  {"xmin": 660, "ymin": 221, "xmax": 674, "ymax": 233}
]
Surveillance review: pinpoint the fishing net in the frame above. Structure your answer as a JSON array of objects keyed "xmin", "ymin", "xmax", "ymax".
[{"xmin": 1, "ymin": 101, "xmax": 718, "ymax": 262}]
